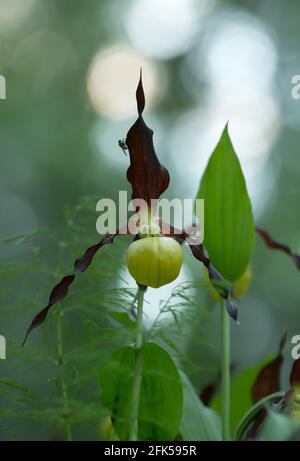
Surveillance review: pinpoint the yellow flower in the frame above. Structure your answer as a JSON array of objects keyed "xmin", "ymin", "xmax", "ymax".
[
  {"xmin": 99, "ymin": 416, "xmax": 115, "ymax": 439},
  {"xmin": 290, "ymin": 389, "xmax": 300, "ymax": 423},
  {"xmin": 126, "ymin": 236, "xmax": 184, "ymax": 288},
  {"xmin": 205, "ymin": 264, "xmax": 252, "ymax": 300}
]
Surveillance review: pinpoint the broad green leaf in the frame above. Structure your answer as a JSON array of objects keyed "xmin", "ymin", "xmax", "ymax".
[
  {"xmin": 259, "ymin": 411, "xmax": 300, "ymax": 441},
  {"xmin": 211, "ymin": 355, "xmax": 274, "ymax": 431},
  {"xmin": 180, "ymin": 373, "xmax": 221, "ymax": 441},
  {"xmin": 98, "ymin": 342, "xmax": 183, "ymax": 441},
  {"xmin": 197, "ymin": 124, "xmax": 254, "ymax": 281},
  {"xmin": 139, "ymin": 343, "xmax": 183, "ymax": 440},
  {"xmin": 99, "ymin": 346, "xmax": 135, "ymax": 440}
]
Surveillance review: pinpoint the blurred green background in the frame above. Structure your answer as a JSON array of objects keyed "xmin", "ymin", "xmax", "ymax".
[{"xmin": 0, "ymin": 0, "xmax": 300, "ymax": 440}]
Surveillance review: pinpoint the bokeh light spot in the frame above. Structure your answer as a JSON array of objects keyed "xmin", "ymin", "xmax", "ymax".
[
  {"xmin": 124, "ymin": 0, "xmax": 214, "ymax": 59},
  {"xmin": 87, "ymin": 46, "xmax": 161, "ymax": 119}
]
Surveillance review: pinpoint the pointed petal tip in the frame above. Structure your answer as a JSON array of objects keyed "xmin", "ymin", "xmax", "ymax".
[
  {"xmin": 136, "ymin": 70, "xmax": 145, "ymax": 115},
  {"xmin": 226, "ymin": 298, "xmax": 239, "ymax": 323},
  {"xmin": 22, "ymin": 234, "xmax": 118, "ymax": 344}
]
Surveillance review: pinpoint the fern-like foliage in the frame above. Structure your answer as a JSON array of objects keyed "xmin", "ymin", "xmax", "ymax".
[{"xmin": 0, "ymin": 197, "xmax": 212, "ymax": 441}]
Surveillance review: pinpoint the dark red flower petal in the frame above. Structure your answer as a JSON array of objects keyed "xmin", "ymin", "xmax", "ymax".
[
  {"xmin": 189, "ymin": 243, "xmax": 238, "ymax": 321},
  {"xmin": 256, "ymin": 227, "xmax": 300, "ymax": 270},
  {"xmin": 242, "ymin": 333, "xmax": 287, "ymax": 440},
  {"xmin": 199, "ymin": 364, "xmax": 236, "ymax": 406},
  {"xmin": 252, "ymin": 332, "xmax": 286, "ymax": 404},
  {"xmin": 290, "ymin": 357, "xmax": 300, "ymax": 389},
  {"xmin": 125, "ymin": 72, "xmax": 170, "ymax": 210},
  {"xmin": 199, "ymin": 383, "xmax": 216, "ymax": 406},
  {"xmin": 22, "ymin": 233, "xmax": 117, "ymax": 345},
  {"xmin": 158, "ymin": 221, "xmax": 238, "ymax": 321}
]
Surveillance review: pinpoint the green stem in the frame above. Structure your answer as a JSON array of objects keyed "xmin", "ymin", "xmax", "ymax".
[
  {"xmin": 221, "ymin": 299, "xmax": 231, "ymax": 441},
  {"xmin": 128, "ymin": 286, "xmax": 145, "ymax": 441},
  {"xmin": 57, "ymin": 310, "xmax": 73, "ymax": 442}
]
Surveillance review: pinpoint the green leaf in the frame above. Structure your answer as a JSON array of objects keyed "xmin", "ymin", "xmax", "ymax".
[
  {"xmin": 235, "ymin": 391, "xmax": 285, "ymax": 441},
  {"xmin": 99, "ymin": 346, "xmax": 135, "ymax": 440},
  {"xmin": 211, "ymin": 355, "xmax": 274, "ymax": 431},
  {"xmin": 0, "ymin": 378, "xmax": 35, "ymax": 403},
  {"xmin": 180, "ymin": 373, "xmax": 221, "ymax": 441},
  {"xmin": 1, "ymin": 229, "xmax": 46, "ymax": 246},
  {"xmin": 98, "ymin": 342, "xmax": 183, "ymax": 441},
  {"xmin": 108, "ymin": 309, "xmax": 136, "ymax": 329},
  {"xmin": 197, "ymin": 124, "xmax": 254, "ymax": 281},
  {"xmin": 259, "ymin": 411, "xmax": 300, "ymax": 441},
  {"xmin": 139, "ymin": 343, "xmax": 183, "ymax": 440}
]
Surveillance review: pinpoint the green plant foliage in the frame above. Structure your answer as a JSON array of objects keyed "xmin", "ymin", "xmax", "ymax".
[
  {"xmin": 0, "ymin": 199, "xmax": 211, "ymax": 440},
  {"xmin": 234, "ymin": 391, "xmax": 285, "ymax": 440},
  {"xmin": 139, "ymin": 343, "xmax": 183, "ymax": 440},
  {"xmin": 4, "ymin": 195, "xmax": 294, "ymax": 442},
  {"xmin": 197, "ymin": 124, "xmax": 254, "ymax": 281},
  {"xmin": 0, "ymin": 198, "xmax": 137, "ymax": 440},
  {"xmin": 99, "ymin": 342, "xmax": 183, "ymax": 441},
  {"xmin": 99, "ymin": 346, "xmax": 135, "ymax": 440},
  {"xmin": 108, "ymin": 309, "xmax": 136, "ymax": 329},
  {"xmin": 211, "ymin": 355, "xmax": 274, "ymax": 430},
  {"xmin": 180, "ymin": 373, "xmax": 221, "ymax": 441},
  {"xmin": 258, "ymin": 411, "xmax": 300, "ymax": 441}
]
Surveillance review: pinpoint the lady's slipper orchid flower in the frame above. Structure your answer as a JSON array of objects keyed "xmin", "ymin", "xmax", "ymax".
[
  {"xmin": 205, "ymin": 265, "xmax": 252, "ymax": 301},
  {"xmin": 28, "ymin": 74, "xmax": 298, "ymax": 344},
  {"xmin": 126, "ymin": 236, "xmax": 184, "ymax": 289}
]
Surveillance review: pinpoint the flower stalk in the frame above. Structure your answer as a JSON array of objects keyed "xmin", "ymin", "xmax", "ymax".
[
  {"xmin": 56, "ymin": 309, "xmax": 72, "ymax": 441},
  {"xmin": 221, "ymin": 299, "xmax": 231, "ymax": 441},
  {"xmin": 128, "ymin": 286, "xmax": 145, "ymax": 441}
]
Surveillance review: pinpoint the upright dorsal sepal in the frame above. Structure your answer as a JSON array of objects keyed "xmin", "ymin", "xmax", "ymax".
[{"xmin": 136, "ymin": 68, "xmax": 145, "ymax": 116}]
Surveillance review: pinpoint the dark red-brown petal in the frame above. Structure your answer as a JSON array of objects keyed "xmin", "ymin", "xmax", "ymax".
[
  {"xmin": 158, "ymin": 221, "xmax": 238, "ymax": 322},
  {"xmin": 189, "ymin": 243, "xmax": 238, "ymax": 321},
  {"xmin": 74, "ymin": 233, "xmax": 115, "ymax": 272},
  {"xmin": 22, "ymin": 233, "xmax": 117, "ymax": 345},
  {"xmin": 199, "ymin": 363, "xmax": 237, "ymax": 406},
  {"xmin": 125, "ymin": 72, "xmax": 170, "ymax": 210},
  {"xmin": 244, "ymin": 334, "xmax": 286, "ymax": 440},
  {"xmin": 252, "ymin": 332, "xmax": 286, "ymax": 404},
  {"xmin": 290, "ymin": 357, "xmax": 300, "ymax": 389},
  {"xmin": 199, "ymin": 384, "xmax": 216, "ymax": 407},
  {"xmin": 241, "ymin": 334, "xmax": 287, "ymax": 440},
  {"xmin": 256, "ymin": 227, "xmax": 300, "ymax": 270}
]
